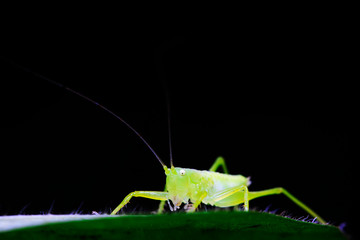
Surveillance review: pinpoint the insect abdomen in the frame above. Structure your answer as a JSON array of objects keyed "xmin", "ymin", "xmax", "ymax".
[{"xmin": 204, "ymin": 171, "xmax": 249, "ymax": 195}]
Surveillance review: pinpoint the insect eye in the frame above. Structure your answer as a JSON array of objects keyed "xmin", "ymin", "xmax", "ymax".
[{"xmin": 179, "ymin": 169, "xmax": 186, "ymax": 176}]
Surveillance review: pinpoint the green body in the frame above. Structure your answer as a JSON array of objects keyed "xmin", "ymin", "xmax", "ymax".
[
  {"xmin": 166, "ymin": 167, "xmax": 250, "ymax": 208},
  {"xmin": 111, "ymin": 157, "xmax": 326, "ymax": 224}
]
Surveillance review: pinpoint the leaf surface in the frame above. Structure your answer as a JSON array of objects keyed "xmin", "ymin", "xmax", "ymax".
[{"xmin": 0, "ymin": 211, "xmax": 347, "ymax": 240}]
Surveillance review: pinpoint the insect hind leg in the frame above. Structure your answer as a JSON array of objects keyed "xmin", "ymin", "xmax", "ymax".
[
  {"xmin": 247, "ymin": 187, "xmax": 326, "ymax": 224},
  {"xmin": 211, "ymin": 185, "xmax": 249, "ymax": 211},
  {"xmin": 209, "ymin": 156, "xmax": 229, "ymax": 173}
]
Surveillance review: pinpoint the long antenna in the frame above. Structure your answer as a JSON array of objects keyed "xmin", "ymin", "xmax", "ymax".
[
  {"xmin": 9, "ymin": 61, "xmax": 166, "ymax": 168},
  {"xmin": 154, "ymin": 42, "xmax": 179, "ymax": 168},
  {"xmin": 165, "ymin": 90, "xmax": 174, "ymax": 167}
]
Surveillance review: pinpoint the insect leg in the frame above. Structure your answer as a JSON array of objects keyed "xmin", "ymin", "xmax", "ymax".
[
  {"xmin": 209, "ymin": 157, "xmax": 246, "ymax": 211},
  {"xmin": 111, "ymin": 191, "xmax": 168, "ymax": 215},
  {"xmin": 211, "ymin": 185, "xmax": 249, "ymax": 211},
  {"xmin": 209, "ymin": 156, "xmax": 229, "ymax": 173},
  {"xmin": 187, "ymin": 192, "xmax": 208, "ymax": 212},
  {"xmin": 157, "ymin": 184, "xmax": 167, "ymax": 214},
  {"xmin": 246, "ymin": 187, "xmax": 326, "ymax": 224}
]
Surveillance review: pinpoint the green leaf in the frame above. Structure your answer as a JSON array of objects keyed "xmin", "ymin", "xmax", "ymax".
[{"xmin": 0, "ymin": 211, "xmax": 346, "ymax": 240}]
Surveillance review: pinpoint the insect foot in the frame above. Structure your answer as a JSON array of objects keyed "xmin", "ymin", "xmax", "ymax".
[{"xmin": 184, "ymin": 203, "xmax": 194, "ymax": 212}]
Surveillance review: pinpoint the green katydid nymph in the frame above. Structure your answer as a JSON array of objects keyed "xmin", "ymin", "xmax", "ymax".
[
  {"xmin": 110, "ymin": 155, "xmax": 326, "ymax": 224},
  {"xmin": 17, "ymin": 65, "xmax": 326, "ymax": 224}
]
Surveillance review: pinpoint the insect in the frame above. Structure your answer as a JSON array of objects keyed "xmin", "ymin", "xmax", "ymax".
[
  {"xmin": 17, "ymin": 63, "xmax": 326, "ymax": 224},
  {"xmin": 110, "ymin": 156, "xmax": 326, "ymax": 224},
  {"xmin": 110, "ymin": 119, "xmax": 326, "ymax": 224}
]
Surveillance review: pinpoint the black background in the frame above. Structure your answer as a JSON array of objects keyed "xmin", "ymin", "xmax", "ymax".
[{"xmin": 0, "ymin": 9, "xmax": 354, "ymax": 237}]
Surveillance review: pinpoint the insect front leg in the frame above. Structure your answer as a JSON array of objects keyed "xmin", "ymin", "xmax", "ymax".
[
  {"xmin": 111, "ymin": 191, "xmax": 168, "ymax": 215},
  {"xmin": 157, "ymin": 184, "xmax": 167, "ymax": 214}
]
